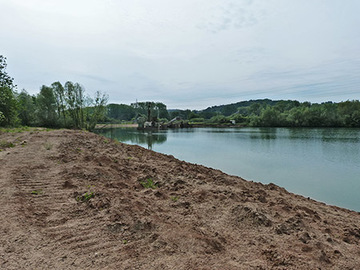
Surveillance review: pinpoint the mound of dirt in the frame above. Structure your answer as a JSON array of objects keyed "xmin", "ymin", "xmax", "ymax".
[{"xmin": 0, "ymin": 129, "xmax": 359, "ymax": 269}]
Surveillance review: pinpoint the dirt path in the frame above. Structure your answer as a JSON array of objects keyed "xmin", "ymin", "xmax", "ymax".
[{"xmin": 0, "ymin": 129, "xmax": 359, "ymax": 269}]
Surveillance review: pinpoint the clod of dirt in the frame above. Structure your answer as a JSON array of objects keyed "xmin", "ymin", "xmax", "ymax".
[{"xmin": 232, "ymin": 205, "xmax": 273, "ymax": 227}]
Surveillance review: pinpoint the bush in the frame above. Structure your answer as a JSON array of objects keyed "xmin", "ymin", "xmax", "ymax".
[
  {"xmin": 208, "ymin": 115, "xmax": 229, "ymax": 124},
  {"xmin": 189, "ymin": 118, "xmax": 205, "ymax": 123}
]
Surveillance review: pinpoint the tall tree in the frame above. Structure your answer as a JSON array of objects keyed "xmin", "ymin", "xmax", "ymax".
[
  {"xmin": 52, "ymin": 81, "xmax": 67, "ymax": 126},
  {"xmin": 36, "ymin": 86, "xmax": 58, "ymax": 127},
  {"xmin": 0, "ymin": 55, "xmax": 18, "ymax": 126},
  {"xmin": 64, "ymin": 81, "xmax": 86, "ymax": 129},
  {"xmin": 17, "ymin": 90, "xmax": 36, "ymax": 126},
  {"xmin": 107, "ymin": 104, "xmax": 136, "ymax": 121},
  {"xmin": 86, "ymin": 91, "xmax": 108, "ymax": 131}
]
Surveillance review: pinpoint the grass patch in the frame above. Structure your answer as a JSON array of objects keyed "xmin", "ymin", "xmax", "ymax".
[
  {"xmin": 170, "ymin": 196, "xmax": 179, "ymax": 202},
  {"xmin": 0, "ymin": 126, "xmax": 45, "ymax": 134},
  {"xmin": 31, "ymin": 189, "xmax": 43, "ymax": 195},
  {"xmin": 76, "ymin": 191, "xmax": 95, "ymax": 202},
  {"xmin": 140, "ymin": 178, "xmax": 158, "ymax": 189},
  {"xmin": 0, "ymin": 140, "xmax": 15, "ymax": 149},
  {"xmin": 77, "ymin": 186, "xmax": 96, "ymax": 202}
]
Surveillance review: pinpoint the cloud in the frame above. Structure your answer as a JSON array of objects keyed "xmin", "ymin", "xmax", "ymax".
[
  {"xmin": 197, "ymin": 0, "xmax": 260, "ymax": 33},
  {"xmin": 1, "ymin": 0, "xmax": 360, "ymax": 109},
  {"xmin": 77, "ymin": 74, "xmax": 115, "ymax": 84}
]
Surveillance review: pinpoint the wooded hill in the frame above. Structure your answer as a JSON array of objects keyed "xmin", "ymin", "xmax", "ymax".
[{"xmin": 106, "ymin": 99, "xmax": 360, "ymax": 128}]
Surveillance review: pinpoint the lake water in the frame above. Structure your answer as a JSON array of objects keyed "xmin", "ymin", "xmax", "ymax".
[{"xmin": 96, "ymin": 127, "xmax": 360, "ymax": 212}]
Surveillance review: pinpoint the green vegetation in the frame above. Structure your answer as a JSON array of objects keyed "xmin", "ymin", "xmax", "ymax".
[
  {"xmin": 140, "ymin": 178, "xmax": 158, "ymax": 189},
  {"xmin": 106, "ymin": 102, "xmax": 169, "ymax": 123},
  {"xmin": 0, "ymin": 140, "xmax": 15, "ymax": 148},
  {"xmin": 0, "ymin": 56, "xmax": 18, "ymax": 127},
  {"xmin": 0, "ymin": 140, "xmax": 14, "ymax": 148},
  {"xmin": 169, "ymin": 99, "xmax": 360, "ymax": 128},
  {"xmin": 0, "ymin": 55, "xmax": 108, "ymax": 131},
  {"xmin": 76, "ymin": 185, "xmax": 96, "ymax": 202},
  {"xmin": 31, "ymin": 189, "xmax": 43, "ymax": 195},
  {"xmin": 170, "ymin": 196, "xmax": 179, "ymax": 202},
  {"xmin": 76, "ymin": 191, "xmax": 95, "ymax": 202}
]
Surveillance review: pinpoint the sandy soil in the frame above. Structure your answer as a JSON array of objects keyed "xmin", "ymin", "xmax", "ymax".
[{"xmin": 0, "ymin": 129, "xmax": 359, "ymax": 269}]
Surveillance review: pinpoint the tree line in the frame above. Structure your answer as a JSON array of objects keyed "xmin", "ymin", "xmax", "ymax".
[
  {"xmin": 178, "ymin": 99, "xmax": 360, "ymax": 127},
  {"xmin": 106, "ymin": 102, "xmax": 170, "ymax": 123},
  {"xmin": 0, "ymin": 55, "xmax": 108, "ymax": 130},
  {"xmin": 2, "ymin": 54, "xmax": 360, "ymax": 129},
  {"xmin": 105, "ymin": 98, "xmax": 360, "ymax": 128},
  {"xmin": 105, "ymin": 99, "xmax": 360, "ymax": 128}
]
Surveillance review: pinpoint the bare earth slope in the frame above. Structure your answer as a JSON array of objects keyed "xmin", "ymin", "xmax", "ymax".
[{"xmin": 0, "ymin": 129, "xmax": 359, "ymax": 269}]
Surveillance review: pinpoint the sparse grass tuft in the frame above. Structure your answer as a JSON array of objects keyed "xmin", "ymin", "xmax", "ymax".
[
  {"xmin": 44, "ymin": 142, "xmax": 53, "ymax": 150},
  {"xmin": 140, "ymin": 178, "xmax": 158, "ymax": 189},
  {"xmin": 31, "ymin": 189, "xmax": 43, "ymax": 195},
  {"xmin": 0, "ymin": 140, "xmax": 15, "ymax": 149},
  {"xmin": 76, "ymin": 185, "xmax": 96, "ymax": 202},
  {"xmin": 76, "ymin": 191, "xmax": 95, "ymax": 202},
  {"xmin": 171, "ymin": 196, "xmax": 179, "ymax": 202}
]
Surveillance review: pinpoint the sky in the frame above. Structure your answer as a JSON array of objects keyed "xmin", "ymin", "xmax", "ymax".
[{"xmin": 1, "ymin": 0, "xmax": 360, "ymax": 109}]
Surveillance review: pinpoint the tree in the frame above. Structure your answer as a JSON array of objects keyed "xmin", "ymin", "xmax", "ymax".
[
  {"xmin": 338, "ymin": 100, "xmax": 360, "ymax": 127},
  {"xmin": 52, "ymin": 81, "xmax": 67, "ymax": 126},
  {"xmin": 257, "ymin": 106, "xmax": 284, "ymax": 127},
  {"xmin": 154, "ymin": 102, "xmax": 170, "ymax": 120},
  {"xmin": 0, "ymin": 55, "xmax": 18, "ymax": 126},
  {"xmin": 131, "ymin": 101, "xmax": 168, "ymax": 122},
  {"xmin": 286, "ymin": 107, "xmax": 309, "ymax": 127},
  {"xmin": 64, "ymin": 81, "xmax": 86, "ymax": 129},
  {"xmin": 107, "ymin": 104, "xmax": 136, "ymax": 121},
  {"xmin": 86, "ymin": 91, "xmax": 108, "ymax": 131},
  {"xmin": 0, "ymin": 56, "xmax": 14, "ymax": 88},
  {"xmin": 249, "ymin": 103, "xmax": 262, "ymax": 116},
  {"xmin": 17, "ymin": 90, "xmax": 36, "ymax": 126},
  {"xmin": 36, "ymin": 86, "xmax": 58, "ymax": 127}
]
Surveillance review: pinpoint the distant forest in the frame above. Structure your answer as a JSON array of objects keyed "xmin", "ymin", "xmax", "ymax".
[
  {"xmin": 0, "ymin": 55, "xmax": 108, "ymax": 130},
  {"xmin": 107, "ymin": 99, "xmax": 360, "ymax": 128},
  {"xmin": 1, "ymin": 55, "xmax": 360, "ymax": 129}
]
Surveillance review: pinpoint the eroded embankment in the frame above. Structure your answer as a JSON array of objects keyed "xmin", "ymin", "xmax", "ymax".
[{"xmin": 0, "ymin": 129, "xmax": 359, "ymax": 269}]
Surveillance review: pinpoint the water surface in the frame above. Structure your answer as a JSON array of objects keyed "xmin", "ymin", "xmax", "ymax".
[{"xmin": 97, "ymin": 127, "xmax": 360, "ymax": 212}]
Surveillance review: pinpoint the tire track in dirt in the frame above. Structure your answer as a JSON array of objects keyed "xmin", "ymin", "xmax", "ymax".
[
  {"xmin": 2, "ymin": 129, "xmax": 360, "ymax": 269},
  {"xmin": 1, "ymin": 132, "xmax": 120, "ymax": 268}
]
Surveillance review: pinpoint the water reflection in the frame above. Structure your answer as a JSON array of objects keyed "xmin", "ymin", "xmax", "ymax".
[
  {"xmin": 246, "ymin": 128, "xmax": 277, "ymax": 140},
  {"xmin": 96, "ymin": 128, "xmax": 167, "ymax": 150}
]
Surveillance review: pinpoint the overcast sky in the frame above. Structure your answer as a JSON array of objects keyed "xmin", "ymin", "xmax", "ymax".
[{"xmin": 1, "ymin": 0, "xmax": 360, "ymax": 109}]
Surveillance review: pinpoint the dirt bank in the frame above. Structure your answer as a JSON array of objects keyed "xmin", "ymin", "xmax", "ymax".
[{"xmin": 0, "ymin": 129, "xmax": 359, "ymax": 269}]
